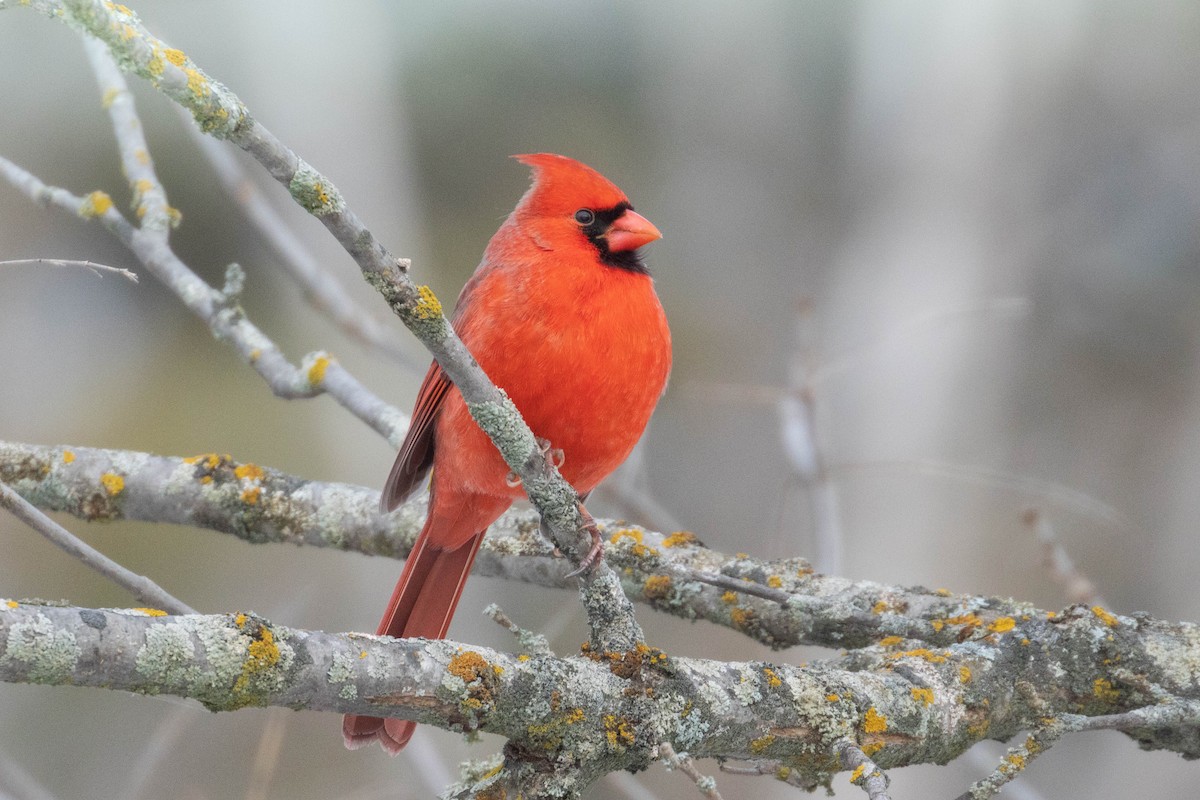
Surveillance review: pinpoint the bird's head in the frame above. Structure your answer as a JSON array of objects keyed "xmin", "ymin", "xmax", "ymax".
[{"xmin": 512, "ymin": 153, "xmax": 661, "ymax": 273}]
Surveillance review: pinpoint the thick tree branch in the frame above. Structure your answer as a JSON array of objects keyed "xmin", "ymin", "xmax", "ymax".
[{"xmin": 2, "ymin": 603, "xmax": 1199, "ymax": 798}]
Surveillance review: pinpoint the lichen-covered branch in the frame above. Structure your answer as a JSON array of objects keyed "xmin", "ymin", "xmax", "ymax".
[
  {"xmin": 2, "ymin": 603, "xmax": 1198, "ymax": 799},
  {"xmin": 0, "ymin": 154, "xmax": 408, "ymax": 447},
  {"xmin": 0, "ymin": 440, "xmax": 1163, "ymax": 656}
]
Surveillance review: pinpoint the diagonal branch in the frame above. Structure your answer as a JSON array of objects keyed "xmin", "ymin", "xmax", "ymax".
[{"xmin": 0, "ymin": 481, "xmax": 195, "ymax": 615}]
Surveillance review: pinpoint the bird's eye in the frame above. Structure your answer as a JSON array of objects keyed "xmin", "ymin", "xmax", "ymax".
[{"xmin": 574, "ymin": 208, "xmax": 595, "ymax": 225}]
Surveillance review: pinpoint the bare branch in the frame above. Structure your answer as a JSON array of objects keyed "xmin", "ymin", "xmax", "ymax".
[
  {"xmin": 1021, "ymin": 508, "xmax": 1105, "ymax": 607},
  {"xmin": 0, "ymin": 481, "xmax": 195, "ymax": 615},
  {"xmin": 0, "ymin": 258, "xmax": 138, "ymax": 281}
]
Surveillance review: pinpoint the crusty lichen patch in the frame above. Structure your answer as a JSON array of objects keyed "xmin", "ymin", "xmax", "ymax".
[{"xmin": 0, "ymin": 611, "xmax": 80, "ymax": 683}]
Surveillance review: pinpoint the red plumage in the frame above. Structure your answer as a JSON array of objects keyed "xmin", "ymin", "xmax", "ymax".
[{"xmin": 343, "ymin": 154, "xmax": 671, "ymax": 753}]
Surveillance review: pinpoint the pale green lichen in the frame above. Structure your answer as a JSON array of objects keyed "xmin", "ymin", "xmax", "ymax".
[
  {"xmin": 733, "ymin": 666, "xmax": 763, "ymax": 706},
  {"xmin": 327, "ymin": 650, "xmax": 356, "ymax": 687},
  {"xmin": 466, "ymin": 394, "xmax": 539, "ymax": 472},
  {"xmin": 0, "ymin": 612, "xmax": 80, "ymax": 683},
  {"xmin": 135, "ymin": 621, "xmax": 199, "ymax": 690},
  {"xmin": 289, "ymin": 161, "xmax": 344, "ymax": 216}
]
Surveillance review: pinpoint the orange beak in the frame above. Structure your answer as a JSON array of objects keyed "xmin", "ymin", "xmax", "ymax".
[{"xmin": 605, "ymin": 209, "xmax": 662, "ymax": 252}]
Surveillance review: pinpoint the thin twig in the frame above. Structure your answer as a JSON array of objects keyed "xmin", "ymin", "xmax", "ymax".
[
  {"xmin": 0, "ymin": 480, "xmax": 195, "ymax": 615},
  {"xmin": 717, "ymin": 760, "xmax": 823, "ymax": 790},
  {"xmin": 834, "ymin": 740, "xmax": 892, "ymax": 800},
  {"xmin": 243, "ymin": 710, "xmax": 287, "ymax": 800},
  {"xmin": 0, "ymin": 155, "xmax": 408, "ymax": 447},
  {"xmin": 656, "ymin": 743, "xmax": 722, "ymax": 800},
  {"xmin": 177, "ymin": 108, "xmax": 420, "ymax": 370},
  {"xmin": 82, "ymin": 35, "xmax": 171, "ymax": 236},
  {"xmin": 0, "ymin": 258, "xmax": 138, "ymax": 281},
  {"xmin": 484, "ymin": 603, "xmax": 553, "ymax": 656},
  {"xmin": 0, "ymin": 750, "xmax": 59, "ymax": 800},
  {"xmin": 1021, "ymin": 508, "xmax": 1105, "ymax": 607},
  {"xmin": 779, "ymin": 299, "xmax": 843, "ymax": 574}
]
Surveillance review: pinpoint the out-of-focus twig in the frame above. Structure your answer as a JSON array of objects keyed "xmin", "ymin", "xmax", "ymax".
[
  {"xmin": 779, "ymin": 298, "xmax": 843, "ymax": 574},
  {"xmin": 0, "ymin": 258, "xmax": 138, "ymax": 281},
  {"xmin": 1021, "ymin": 508, "xmax": 1105, "ymax": 607},
  {"xmin": 0, "ymin": 481, "xmax": 195, "ymax": 615}
]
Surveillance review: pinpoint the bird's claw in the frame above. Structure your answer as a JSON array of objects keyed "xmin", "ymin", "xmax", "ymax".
[{"xmin": 564, "ymin": 500, "xmax": 603, "ymax": 578}]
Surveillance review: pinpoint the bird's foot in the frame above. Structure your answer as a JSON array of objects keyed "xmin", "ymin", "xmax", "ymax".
[{"xmin": 564, "ymin": 499, "xmax": 604, "ymax": 578}]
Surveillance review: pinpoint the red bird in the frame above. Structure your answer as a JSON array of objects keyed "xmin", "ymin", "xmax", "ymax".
[{"xmin": 343, "ymin": 154, "xmax": 672, "ymax": 754}]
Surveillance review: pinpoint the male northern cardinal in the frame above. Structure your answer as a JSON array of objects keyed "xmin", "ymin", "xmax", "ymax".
[{"xmin": 343, "ymin": 153, "xmax": 671, "ymax": 754}]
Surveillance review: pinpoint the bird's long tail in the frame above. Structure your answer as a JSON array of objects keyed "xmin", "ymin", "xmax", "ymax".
[{"xmin": 341, "ymin": 522, "xmax": 485, "ymax": 754}]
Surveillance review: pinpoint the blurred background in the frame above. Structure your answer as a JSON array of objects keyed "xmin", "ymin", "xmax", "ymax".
[{"xmin": 2, "ymin": 1, "xmax": 1200, "ymax": 797}]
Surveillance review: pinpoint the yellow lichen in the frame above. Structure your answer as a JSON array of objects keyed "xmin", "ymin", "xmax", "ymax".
[
  {"xmin": 234, "ymin": 463, "xmax": 264, "ymax": 481},
  {"xmin": 448, "ymin": 650, "xmax": 491, "ymax": 682},
  {"xmin": 307, "ymin": 355, "xmax": 330, "ymax": 386},
  {"xmin": 249, "ymin": 348, "xmax": 262, "ymax": 362},
  {"xmin": 164, "ymin": 48, "xmax": 186, "ymax": 65},
  {"xmin": 146, "ymin": 52, "xmax": 165, "ymax": 78},
  {"xmin": 62, "ymin": 450, "xmax": 75, "ymax": 464},
  {"xmin": 988, "ymin": 617, "xmax": 1016, "ymax": 633},
  {"xmin": 414, "ymin": 285, "xmax": 443, "ymax": 320},
  {"xmin": 766, "ymin": 575, "xmax": 783, "ymax": 588},
  {"xmin": 871, "ymin": 600, "xmax": 888, "ymax": 614},
  {"xmin": 233, "ymin": 624, "xmax": 281, "ymax": 695},
  {"xmin": 826, "ymin": 693, "xmax": 840, "ymax": 702},
  {"xmin": 959, "ymin": 665, "xmax": 972, "ymax": 683},
  {"xmin": 863, "ymin": 707, "xmax": 887, "ymax": 733},
  {"xmin": 132, "ymin": 607, "xmax": 166, "ymax": 617},
  {"xmin": 861, "ymin": 741, "xmax": 885, "ymax": 756},
  {"xmin": 101, "ymin": 87, "xmax": 120, "ymax": 109},
  {"xmin": 81, "ymin": 190, "xmax": 113, "ymax": 218},
  {"xmin": 910, "ymin": 687, "xmax": 934, "ymax": 705},
  {"xmin": 750, "ymin": 734, "xmax": 775, "ymax": 754},
  {"xmin": 888, "ymin": 648, "xmax": 948, "ymax": 664},
  {"xmin": 661, "ymin": 531, "xmax": 697, "ymax": 547},
  {"xmin": 100, "ymin": 472, "xmax": 125, "ymax": 496},
  {"xmin": 185, "ymin": 67, "xmax": 208, "ymax": 97},
  {"xmin": 730, "ymin": 607, "xmax": 753, "ymax": 628},
  {"xmin": 359, "ymin": 651, "xmax": 367, "ymax": 659},
  {"xmin": 1093, "ymin": 678, "xmax": 1120, "ymax": 703},
  {"xmin": 234, "ymin": 613, "xmax": 247, "ymax": 628},
  {"xmin": 849, "ymin": 764, "xmax": 866, "ymax": 784},
  {"xmin": 1092, "ymin": 606, "xmax": 1119, "ymax": 627},
  {"xmin": 721, "ymin": 591, "xmax": 737, "ymax": 604},
  {"xmin": 879, "ymin": 635, "xmax": 903, "ymax": 647},
  {"xmin": 642, "ymin": 574, "xmax": 672, "ymax": 600},
  {"xmin": 241, "ymin": 487, "xmax": 262, "ymax": 505},
  {"xmin": 5, "ymin": 600, "xmax": 17, "ymax": 609},
  {"xmin": 603, "ymin": 714, "xmax": 635, "ymax": 748},
  {"xmin": 935, "ymin": 588, "xmax": 951, "ymax": 596},
  {"xmin": 776, "ymin": 766, "xmax": 791, "ymax": 781},
  {"xmin": 762, "ymin": 667, "xmax": 782, "ymax": 688},
  {"xmin": 517, "ymin": 654, "xmax": 530, "ymax": 662}
]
